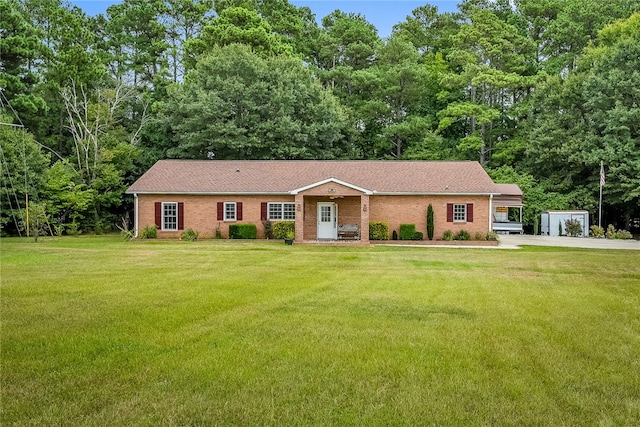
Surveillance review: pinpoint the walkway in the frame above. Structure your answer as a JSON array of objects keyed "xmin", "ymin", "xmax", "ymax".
[{"xmin": 498, "ymin": 235, "xmax": 640, "ymax": 250}]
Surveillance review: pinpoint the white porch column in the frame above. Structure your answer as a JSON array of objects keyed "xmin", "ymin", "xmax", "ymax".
[
  {"xmin": 360, "ymin": 194, "xmax": 370, "ymax": 243},
  {"xmin": 489, "ymin": 194, "xmax": 493, "ymax": 232}
]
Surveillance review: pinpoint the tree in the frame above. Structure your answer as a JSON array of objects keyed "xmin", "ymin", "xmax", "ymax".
[
  {"xmin": 163, "ymin": 0, "xmax": 213, "ymax": 82},
  {"xmin": 427, "ymin": 203, "xmax": 434, "ymax": 240},
  {"xmin": 525, "ymin": 13, "xmax": 640, "ymax": 228},
  {"xmin": 60, "ymin": 81, "xmax": 145, "ymax": 231},
  {"xmin": 156, "ymin": 44, "xmax": 351, "ymax": 160},
  {"xmin": 351, "ymin": 35, "xmax": 437, "ymax": 159},
  {"xmin": 437, "ymin": 7, "xmax": 537, "ymax": 166},
  {"xmin": 392, "ymin": 5, "xmax": 462, "ymax": 56},
  {"xmin": 185, "ymin": 6, "xmax": 293, "ymax": 66},
  {"xmin": 0, "ymin": 115, "xmax": 50, "ymax": 236},
  {"xmin": 104, "ymin": 0, "xmax": 169, "ymax": 86},
  {"xmin": 314, "ymin": 10, "xmax": 380, "ymax": 97},
  {"xmin": 0, "ymin": 0, "xmax": 48, "ymax": 132}
]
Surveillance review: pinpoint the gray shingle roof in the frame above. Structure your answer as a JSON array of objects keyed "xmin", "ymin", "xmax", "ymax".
[{"xmin": 126, "ymin": 160, "xmax": 501, "ymax": 195}]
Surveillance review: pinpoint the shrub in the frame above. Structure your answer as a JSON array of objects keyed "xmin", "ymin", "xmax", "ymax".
[
  {"xmin": 616, "ymin": 229, "xmax": 633, "ymax": 239},
  {"xmin": 273, "ymin": 221, "xmax": 295, "ymax": 239},
  {"xmin": 121, "ymin": 230, "xmax": 135, "ymax": 241},
  {"xmin": 454, "ymin": 230, "xmax": 471, "ymax": 241},
  {"xmin": 369, "ymin": 221, "xmax": 389, "ymax": 240},
  {"xmin": 426, "ymin": 204, "xmax": 434, "ymax": 240},
  {"xmin": 564, "ymin": 219, "xmax": 583, "ymax": 237},
  {"xmin": 180, "ymin": 228, "xmax": 199, "ymax": 241},
  {"xmin": 140, "ymin": 225, "xmax": 157, "ymax": 239},
  {"xmin": 590, "ymin": 225, "xmax": 604, "ymax": 238},
  {"xmin": 474, "ymin": 231, "xmax": 486, "ymax": 241},
  {"xmin": 399, "ymin": 224, "xmax": 416, "ymax": 240},
  {"xmin": 606, "ymin": 226, "xmax": 632, "ymax": 239},
  {"xmin": 605, "ymin": 224, "xmax": 616, "ymax": 239},
  {"xmin": 413, "ymin": 231, "xmax": 423, "ymax": 240},
  {"xmin": 485, "ymin": 232, "xmax": 499, "ymax": 241},
  {"xmin": 392, "ymin": 230, "xmax": 398, "ymax": 240},
  {"xmin": 442, "ymin": 230, "xmax": 454, "ymax": 241},
  {"xmin": 214, "ymin": 224, "xmax": 223, "ymax": 239},
  {"xmin": 229, "ymin": 224, "xmax": 257, "ymax": 239},
  {"xmin": 262, "ymin": 221, "xmax": 273, "ymax": 239}
]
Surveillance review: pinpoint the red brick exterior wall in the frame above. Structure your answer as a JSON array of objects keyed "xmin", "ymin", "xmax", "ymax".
[
  {"xmin": 370, "ymin": 195, "xmax": 490, "ymax": 239},
  {"xmin": 135, "ymin": 193, "xmax": 490, "ymax": 240}
]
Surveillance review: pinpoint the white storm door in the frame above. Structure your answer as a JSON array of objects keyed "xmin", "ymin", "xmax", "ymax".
[{"xmin": 317, "ymin": 202, "xmax": 337, "ymax": 239}]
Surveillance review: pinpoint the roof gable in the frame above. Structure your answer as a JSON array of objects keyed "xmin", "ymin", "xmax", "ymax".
[{"xmin": 291, "ymin": 178, "xmax": 373, "ymax": 195}]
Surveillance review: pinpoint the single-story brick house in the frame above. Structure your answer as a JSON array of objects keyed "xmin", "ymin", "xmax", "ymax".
[{"xmin": 126, "ymin": 160, "xmax": 521, "ymax": 242}]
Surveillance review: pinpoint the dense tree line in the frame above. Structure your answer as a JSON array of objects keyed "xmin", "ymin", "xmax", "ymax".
[{"xmin": 1, "ymin": 0, "xmax": 639, "ymax": 236}]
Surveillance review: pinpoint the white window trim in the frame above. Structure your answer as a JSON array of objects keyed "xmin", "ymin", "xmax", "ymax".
[
  {"xmin": 224, "ymin": 202, "xmax": 236, "ymax": 221},
  {"xmin": 268, "ymin": 202, "xmax": 296, "ymax": 221},
  {"xmin": 162, "ymin": 201, "xmax": 178, "ymax": 231},
  {"xmin": 453, "ymin": 204, "xmax": 467, "ymax": 222}
]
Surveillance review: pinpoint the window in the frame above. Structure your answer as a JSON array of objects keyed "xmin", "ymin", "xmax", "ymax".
[
  {"xmin": 453, "ymin": 204, "xmax": 466, "ymax": 222},
  {"xmin": 447, "ymin": 203, "xmax": 473, "ymax": 223},
  {"xmin": 224, "ymin": 202, "xmax": 236, "ymax": 221},
  {"xmin": 163, "ymin": 202, "xmax": 178, "ymax": 230},
  {"xmin": 268, "ymin": 202, "xmax": 295, "ymax": 221}
]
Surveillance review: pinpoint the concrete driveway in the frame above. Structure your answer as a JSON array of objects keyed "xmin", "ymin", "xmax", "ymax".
[{"xmin": 499, "ymin": 235, "xmax": 640, "ymax": 250}]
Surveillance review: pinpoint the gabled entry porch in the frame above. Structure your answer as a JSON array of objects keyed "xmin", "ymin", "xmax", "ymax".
[{"xmin": 290, "ymin": 178, "xmax": 372, "ymax": 243}]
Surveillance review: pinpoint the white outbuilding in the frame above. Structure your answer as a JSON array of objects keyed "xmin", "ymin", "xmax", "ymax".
[{"xmin": 541, "ymin": 210, "xmax": 590, "ymax": 237}]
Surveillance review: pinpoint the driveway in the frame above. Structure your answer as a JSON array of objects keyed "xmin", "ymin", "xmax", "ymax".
[{"xmin": 499, "ymin": 235, "xmax": 640, "ymax": 250}]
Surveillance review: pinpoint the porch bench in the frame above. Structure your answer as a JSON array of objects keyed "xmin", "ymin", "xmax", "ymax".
[{"xmin": 338, "ymin": 223, "xmax": 360, "ymax": 240}]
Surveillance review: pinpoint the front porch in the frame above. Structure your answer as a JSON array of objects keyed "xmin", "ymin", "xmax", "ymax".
[{"xmin": 291, "ymin": 178, "xmax": 371, "ymax": 243}]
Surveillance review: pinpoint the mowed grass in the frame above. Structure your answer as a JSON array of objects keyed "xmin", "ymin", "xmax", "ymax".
[{"xmin": 1, "ymin": 237, "xmax": 640, "ymax": 426}]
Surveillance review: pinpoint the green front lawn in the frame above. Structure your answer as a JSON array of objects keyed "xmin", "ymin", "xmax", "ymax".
[{"xmin": 2, "ymin": 237, "xmax": 639, "ymax": 425}]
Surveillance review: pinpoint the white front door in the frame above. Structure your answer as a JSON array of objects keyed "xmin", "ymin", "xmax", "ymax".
[{"xmin": 317, "ymin": 202, "xmax": 337, "ymax": 239}]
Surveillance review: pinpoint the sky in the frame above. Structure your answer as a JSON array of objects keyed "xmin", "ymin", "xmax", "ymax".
[{"xmin": 70, "ymin": 0, "xmax": 461, "ymax": 38}]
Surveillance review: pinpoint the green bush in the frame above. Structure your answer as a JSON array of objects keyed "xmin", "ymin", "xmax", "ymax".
[
  {"xmin": 616, "ymin": 229, "xmax": 633, "ymax": 239},
  {"xmin": 564, "ymin": 219, "xmax": 583, "ymax": 237},
  {"xmin": 273, "ymin": 221, "xmax": 295, "ymax": 239},
  {"xmin": 392, "ymin": 230, "xmax": 398, "ymax": 240},
  {"xmin": 262, "ymin": 221, "xmax": 273, "ymax": 239},
  {"xmin": 485, "ymin": 232, "xmax": 499, "ymax": 241},
  {"xmin": 442, "ymin": 230, "xmax": 454, "ymax": 241},
  {"xmin": 399, "ymin": 224, "xmax": 416, "ymax": 240},
  {"xmin": 413, "ymin": 231, "xmax": 423, "ymax": 241},
  {"xmin": 454, "ymin": 230, "xmax": 471, "ymax": 241},
  {"xmin": 369, "ymin": 221, "xmax": 389, "ymax": 240},
  {"xmin": 180, "ymin": 228, "xmax": 199, "ymax": 241},
  {"xmin": 229, "ymin": 224, "xmax": 257, "ymax": 239},
  {"xmin": 474, "ymin": 231, "xmax": 486, "ymax": 241},
  {"xmin": 140, "ymin": 225, "xmax": 157, "ymax": 239},
  {"xmin": 427, "ymin": 204, "xmax": 435, "ymax": 240},
  {"xmin": 605, "ymin": 224, "xmax": 616, "ymax": 239},
  {"xmin": 605, "ymin": 226, "xmax": 633, "ymax": 239},
  {"xmin": 590, "ymin": 225, "xmax": 604, "ymax": 238}
]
